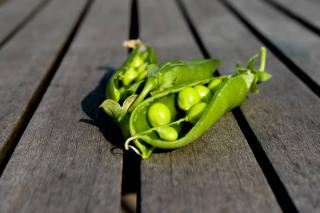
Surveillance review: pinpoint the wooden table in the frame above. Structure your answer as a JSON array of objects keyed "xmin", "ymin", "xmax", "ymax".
[{"xmin": 0, "ymin": 0, "xmax": 319, "ymax": 212}]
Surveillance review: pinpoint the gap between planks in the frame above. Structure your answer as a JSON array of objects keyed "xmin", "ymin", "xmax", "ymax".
[
  {"xmin": 0, "ymin": 0, "xmax": 51, "ymax": 49},
  {"xmin": 0, "ymin": 0, "xmax": 94, "ymax": 176},
  {"xmin": 175, "ymin": 0, "xmax": 299, "ymax": 212},
  {"xmin": 261, "ymin": 0, "xmax": 320, "ymax": 37},
  {"xmin": 219, "ymin": 0, "xmax": 320, "ymax": 98},
  {"xmin": 121, "ymin": 0, "xmax": 141, "ymax": 212}
]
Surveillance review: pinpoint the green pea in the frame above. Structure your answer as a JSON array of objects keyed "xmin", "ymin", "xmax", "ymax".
[
  {"xmin": 141, "ymin": 52, "xmax": 148, "ymax": 61},
  {"xmin": 137, "ymin": 63, "xmax": 147, "ymax": 73},
  {"xmin": 208, "ymin": 78, "xmax": 222, "ymax": 91},
  {"xmin": 194, "ymin": 85, "xmax": 212, "ymax": 103},
  {"xmin": 129, "ymin": 55, "xmax": 144, "ymax": 68},
  {"xmin": 122, "ymin": 68, "xmax": 138, "ymax": 86},
  {"xmin": 119, "ymin": 87, "xmax": 126, "ymax": 95},
  {"xmin": 147, "ymin": 102, "xmax": 171, "ymax": 127},
  {"xmin": 187, "ymin": 102, "xmax": 208, "ymax": 124},
  {"xmin": 177, "ymin": 87, "xmax": 200, "ymax": 111},
  {"xmin": 136, "ymin": 70, "xmax": 147, "ymax": 82},
  {"xmin": 113, "ymin": 88, "xmax": 121, "ymax": 101},
  {"xmin": 157, "ymin": 126, "xmax": 178, "ymax": 141}
]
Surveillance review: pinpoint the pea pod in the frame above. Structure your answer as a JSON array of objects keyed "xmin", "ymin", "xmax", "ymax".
[
  {"xmin": 106, "ymin": 40, "xmax": 159, "ymax": 102},
  {"xmin": 102, "ymin": 58, "xmax": 220, "ymax": 140},
  {"xmin": 125, "ymin": 47, "xmax": 271, "ymax": 159},
  {"xmin": 128, "ymin": 59, "xmax": 220, "ymax": 111}
]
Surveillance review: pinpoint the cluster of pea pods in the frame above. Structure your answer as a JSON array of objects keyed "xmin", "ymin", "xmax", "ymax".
[{"xmin": 100, "ymin": 40, "xmax": 271, "ymax": 159}]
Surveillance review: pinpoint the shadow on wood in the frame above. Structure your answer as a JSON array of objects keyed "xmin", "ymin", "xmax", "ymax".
[{"xmin": 80, "ymin": 66, "xmax": 124, "ymax": 153}]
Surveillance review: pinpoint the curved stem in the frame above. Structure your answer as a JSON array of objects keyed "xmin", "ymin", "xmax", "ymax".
[
  {"xmin": 127, "ymin": 145, "xmax": 142, "ymax": 156},
  {"xmin": 124, "ymin": 117, "xmax": 187, "ymax": 150},
  {"xmin": 124, "ymin": 136, "xmax": 139, "ymax": 150}
]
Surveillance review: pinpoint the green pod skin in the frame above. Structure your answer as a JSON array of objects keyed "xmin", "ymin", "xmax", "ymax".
[
  {"xmin": 126, "ymin": 47, "xmax": 270, "ymax": 159},
  {"xmin": 128, "ymin": 74, "xmax": 252, "ymax": 148},
  {"xmin": 128, "ymin": 59, "xmax": 221, "ymax": 111},
  {"xmin": 106, "ymin": 43, "xmax": 159, "ymax": 102}
]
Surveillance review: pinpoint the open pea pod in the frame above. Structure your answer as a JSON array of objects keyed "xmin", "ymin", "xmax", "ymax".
[
  {"xmin": 125, "ymin": 47, "xmax": 271, "ymax": 159},
  {"xmin": 101, "ymin": 58, "xmax": 220, "ymax": 140},
  {"xmin": 106, "ymin": 40, "xmax": 159, "ymax": 102},
  {"xmin": 128, "ymin": 58, "xmax": 221, "ymax": 111}
]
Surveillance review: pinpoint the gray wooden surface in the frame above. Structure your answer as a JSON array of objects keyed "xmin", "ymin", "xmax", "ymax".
[
  {"xmin": 267, "ymin": 0, "xmax": 320, "ymax": 29},
  {"xmin": 0, "ymin": 0, "xmax": 88, "ymax": 163},
  {"xmin": 139, "ymin": 0, "xmax": 280, "ymax": 212},
  {"xmin": 185, "ymin": 0, "xmax": 320, "ymax": 212},
  {"xmin": 0, "ymin": 0, "xmax": 9, "ymax": 7},
  {"xmin": 0, "ymin": 0, "xmax": 49, "ymax": 47},
  {"xmin": 0, "ymin": 0, "xmax": 319, "ymax": 212},
  {"xmin": 227, "ymin": 0, "xmax": 320, "ymax": 90},
  {"xmin": 0, "ymin": 0, "xmax": 129, "ymax": 212}
]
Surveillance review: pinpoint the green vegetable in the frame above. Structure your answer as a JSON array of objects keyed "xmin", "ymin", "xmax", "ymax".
[
  {"xmin": 157, "ymin": 126, "xmax": 178, "ymax": 141},
  {"xmin": 177, "ymin": 87, "xmax": 201, "ymax": 111},
  {"xmin": 123, "ymin": 47, "xmax": 271, "ymax": 159},
  {"xmin": 193, "ymin": 85, "xmax": 212, "ymax": 103},
  {"xmin": 208, "ymin": 78, "xmax": 222, "ymax": 90},
  {"xmin": 106, "ymin": 40, "xmax": 159, "ymax": 102},
  {"xmin": 121, "ymin": 68, "xmax": 138, "ymax": 86},
  {"xmin": 101, "ymin": 42, "xmax": 271, "ymax": 160},
  {"xmin": 187, "ymin": 102, "xmax": 208, "ymax": 124},
  {"xmin": 147, "ymin": 102, "xmax": 171, "ymax": 127},
  {"xmin": 128, "ymin": 58, "xmax": 220, "ymax": 111}
]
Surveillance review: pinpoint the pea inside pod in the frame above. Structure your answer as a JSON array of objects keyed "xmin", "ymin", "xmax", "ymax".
[
  {"xmin": 101, "ymin": 45, "xmax": 271, "ymax": 160},
  {"xmin": 128, "ymin": 58, "xmax": 220, "ymax": 111},
  {"xmin": 124, "ymin": 47, "xmax": 271, "ymax": 159},
  {"xmin": 106, "ymin": 40, "xmax": 159, "ymax": 102},
  {"xmin": 177, "ymin": 87, "xmax": 201, "ymax": 111}
]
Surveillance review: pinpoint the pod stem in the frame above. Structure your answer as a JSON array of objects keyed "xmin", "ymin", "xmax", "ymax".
[
  {"xmin": 129, "ymin": 77, "xmax": 159, "ymax": 112},
  {"xmin": 259, "ymin": 47, "xmax": 266, "ymax": 71}
]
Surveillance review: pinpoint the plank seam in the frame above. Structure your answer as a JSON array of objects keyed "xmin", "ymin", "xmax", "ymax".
[
  {"xmin": 262, "ymin": 0, "xmax": 320, "ymax": 37},
  {"xmin": 219, "ymin": 0, "xmax": 320, "ymax": 98},
  {"xmin": 175, "ymin": 0, "xmax": 299, "ymax": 212},
  {"xmin": 121, "ymin": 0, "xmax": 141, "ymax": 212},
  {"xmin": 0, "ymin": 0, "xmax": 51, "ymax": 49},
  {"xmin": 0, "ymin": 0, "xmax": 94, "ymax": 176}
]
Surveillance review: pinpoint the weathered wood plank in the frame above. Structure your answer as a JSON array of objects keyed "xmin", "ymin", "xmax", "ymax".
[
  {"xmin": 183, "ymin": 0, "xmax": 320, "ymax": 212},
  {"xmin": 0, "ymin": 0, "xmax": 9, "ymax": 7},
  {"xmin": 0, "ymin": 0, "xmax": 49, "ymax": 47},
  {"xmin": 263, "ymin": 0, "xmax": 320, "ymax": 30},
  {"xmin": 138, "ymin": 0, "xmax": 281, "ymax": 212},
  {"xmin": 0, "ymin": 0, "xmax": 129, "ymax": 212},
  {"xmin": 0, "ymin": 0, "xmax": 88, "ymax": 163},
  {"xmin": 227, "ymin": 0, "xmax": 320, "ymax": 92}
]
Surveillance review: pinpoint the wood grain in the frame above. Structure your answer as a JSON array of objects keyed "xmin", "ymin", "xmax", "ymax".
[
  {"xmin": 138, "ymin": 0, "xmax": 281, "ymax": 212},
  {"xmin": 228, "ymin": 0, "xmax": 320, "ymax": 89},
  {"xmin": 0, "ymin": 0, "xmax": 49, "ymax": 47},
  {"xmin": 0, "ymin": 0, "xmax": 88, "ymax": 163},
  {"xmin": 263, "ymin": 0, "xmax": 320, "ymax": 30},
  {"xmin": 0, "ymin": 0, "xmax": 129, "ymax": 212},
  {"xmin": 183, "ymin": 0, "xmax": 320, "ymax": 211}
]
